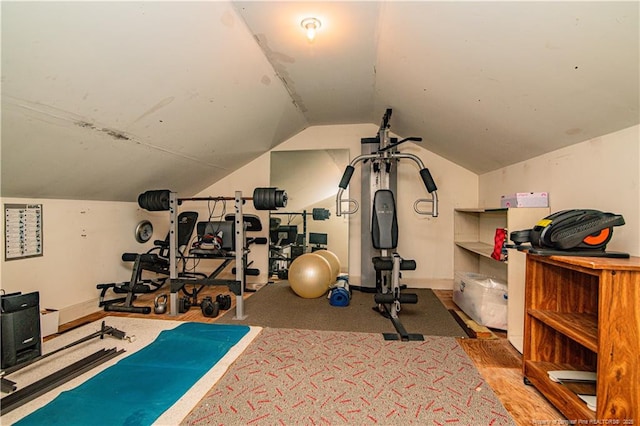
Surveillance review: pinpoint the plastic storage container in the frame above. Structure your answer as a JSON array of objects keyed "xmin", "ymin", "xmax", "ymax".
[{"xmin": 453, "ymin": 272, "xmax": 508, "ymax": 330}]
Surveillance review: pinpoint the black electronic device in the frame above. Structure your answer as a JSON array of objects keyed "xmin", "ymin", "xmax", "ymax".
[
  {"xmin": 510, "ymin": 209, "xmax": 628, "ymax": 257},
  {"xmin": 309, "ymin": 232, "xmax": 328, "ymax": 246},
  {"xmin": 1, "ymin": 292, "xmax": 42, "ymax": 369}
]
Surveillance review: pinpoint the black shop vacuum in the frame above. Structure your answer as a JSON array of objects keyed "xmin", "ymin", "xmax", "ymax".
[{"xmin": 510, "ymin": 209, "xmax": 629, "ymax": 258}]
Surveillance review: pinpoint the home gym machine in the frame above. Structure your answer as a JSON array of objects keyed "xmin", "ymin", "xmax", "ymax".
[
  {"xmin": 336, "ymin": 109, "xmax": 439, "ymax": 341},
  {"xmin": 137, "ymin": 188, "xmax": 287, "ymax": 319}
]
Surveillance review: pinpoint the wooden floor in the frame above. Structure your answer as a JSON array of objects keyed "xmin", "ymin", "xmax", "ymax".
[
  {"xmin": 432, "ymin": 290, "xmax": 563, "ymax": 424},
  {"xmin": 58, "ymin": 284, "xmax": 563, "ymax": 425}
]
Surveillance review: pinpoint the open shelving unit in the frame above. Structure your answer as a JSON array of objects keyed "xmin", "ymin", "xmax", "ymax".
[
  {"xmin": 523, "ymin": 254, "xmax": 640, "ymax": 420},
  {"xmin": 453, "ymin": 207, "xmax": 549, "ymax": 352}
]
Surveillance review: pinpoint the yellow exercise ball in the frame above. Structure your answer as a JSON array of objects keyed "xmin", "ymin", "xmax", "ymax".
[
  {"xmin": 313, "ymin": 249, "xmax": 340, "ymax": 281},
  {"xmin": 288, "ymin": 253, "xmax": 332, "ymax": 299}
]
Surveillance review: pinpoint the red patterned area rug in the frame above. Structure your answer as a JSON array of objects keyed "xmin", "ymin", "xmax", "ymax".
[{"xmin": 181, "ymin": 328, "xmax": 515, "ymax": 425}]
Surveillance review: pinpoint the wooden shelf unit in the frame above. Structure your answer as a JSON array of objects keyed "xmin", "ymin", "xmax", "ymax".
[
  {"xmin": 453, "ymin": 207, "xmax": 549, "ymax": 352},
  {"xmin": 523, "ymin": 254, "xmax": 640, "ymax": 421}
]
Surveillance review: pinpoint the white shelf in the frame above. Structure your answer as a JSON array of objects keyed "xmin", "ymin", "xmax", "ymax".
[
  {"xmin": 455, "ymin": 241, "xmax": 503, "ymax": 261},
  {"xmin": 453, "ymin": 207, "xmax": 549, "ymax": 353}
]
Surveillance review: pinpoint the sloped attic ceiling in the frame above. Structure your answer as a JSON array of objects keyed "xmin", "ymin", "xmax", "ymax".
[{"xmin": 2, "ymin": 1, "xmax": 638, "ymax": 202}]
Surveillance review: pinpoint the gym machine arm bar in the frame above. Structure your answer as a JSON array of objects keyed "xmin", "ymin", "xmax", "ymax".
[{"xmin": 336, "ymin": 152, "xmax": 438, "ymax": 217}]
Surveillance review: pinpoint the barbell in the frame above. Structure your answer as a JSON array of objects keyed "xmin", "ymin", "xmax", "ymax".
[{"xmin": 137, "ymin": 187, "xmax": 287, "ymax": 212}]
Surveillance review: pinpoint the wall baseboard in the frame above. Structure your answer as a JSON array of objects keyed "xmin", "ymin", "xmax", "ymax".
[
  {"xmin": 58, "ymin": 298, "xmax": 101, "ymax": 326},
  {"xmin": 403, "ymin": 278, "xmax": 454, "ymax": 290}
]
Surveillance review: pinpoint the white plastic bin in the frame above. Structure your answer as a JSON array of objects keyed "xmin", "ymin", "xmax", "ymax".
[
  {"xmin": 453, "ymin": 272, "xmax": 508, "ymax": 330},
  {"xmin": 40, "ymin": 308, "xmax": 60, "ymax": 338}
]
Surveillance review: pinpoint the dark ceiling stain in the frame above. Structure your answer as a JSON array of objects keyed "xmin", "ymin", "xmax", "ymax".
[{"xmin": 75, "ymin": 121, "xmax": 130, "ymax": 140}]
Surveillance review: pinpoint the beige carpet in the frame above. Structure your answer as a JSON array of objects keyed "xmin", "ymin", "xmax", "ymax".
[
  {"xmin": 217, "ymin": 282, "xmax": 467, "ymax": 338},
  {"xmin": 181, "ymin": 327, "xmax": 515, "ymax": 425}
]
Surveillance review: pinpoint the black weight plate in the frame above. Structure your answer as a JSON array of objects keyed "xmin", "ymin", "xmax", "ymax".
[
  {"xmin": 252, "ymin": 188, "xmax": 261, "ymax": 210},
  {"xmin": 253, "ymin": 187, "xmax": 269, "ymax": 210},
  {"xmin": 275, "ymin": 189, "xmax": 287, "ymax": 208},
  {"xmin": 158, "ymin": 190, "xmax": 170, "ymax": 210},
  {"xmin": 267, "ymin": 187, "xmax": 276, "ymax": 210},
  {"xmin": 152, "ymin": 191, "xmax": 162, "ymax": 211},
  {"xmin": 138, "ymin": 191, "xmax": 149, "ymax": 209}
]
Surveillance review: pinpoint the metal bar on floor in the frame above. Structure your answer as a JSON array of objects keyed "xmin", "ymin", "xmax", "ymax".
[{"xmin": 0, "ymin": 347, "xmax": 124, "ymax": 415}]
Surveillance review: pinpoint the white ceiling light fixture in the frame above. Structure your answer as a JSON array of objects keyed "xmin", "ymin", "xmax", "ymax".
[{"xmin": 301, "ymin": 17, "xmax": 321, "ymax": 42}]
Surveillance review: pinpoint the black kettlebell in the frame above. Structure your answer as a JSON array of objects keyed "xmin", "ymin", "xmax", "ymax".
[{"xmin": 154, "ymin": 294, "xmax": 168, "ymax": 314}]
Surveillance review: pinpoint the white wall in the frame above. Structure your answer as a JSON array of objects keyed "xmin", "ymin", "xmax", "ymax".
[
  {"xmin": 393, "ymin": 141, "xmax": 478, "ymax": 287},
  {"xmin": 479, "ymin": 125, "xmax": 639, "ymax": 256}
]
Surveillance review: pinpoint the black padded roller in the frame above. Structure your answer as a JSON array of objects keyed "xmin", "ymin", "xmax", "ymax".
[
  {"xmin": 232, "ymin": 267, "xmax": 260, "ymax": 276},
  {"xmin": 401, "ymin": 260, "xmax": 417, "ymax": 271},
  {"xmin": 372, "ymin": 257, "xmax": 416, "ymax": 271},
  {"xmin": 374, "ymin": 293, "xmax": 418, "ymax": 304},
  {"xmin": 372, "ymin": 257, "xmax": 393, "ymax": 271},
  {"xmin": 399, "ymin": 293, "xmax": 418, "ymax": 304},
  {"xmin": 104, "ymin": 305, "xmax": 151, "ymax": 314},
  {"xmin": 139, "ymin": 254, "xmax": 158, "ymax": 263},
  {"xmin": 339, "ymin": 166, "xmax": 355, "ymax": 189},
  {"xmin": 121, "ymin": 253, "xmax": 157, "ymax": 263},
  {"xmin": 419, "ymin": 168, "xmax": 437, "ymax": 193}
]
